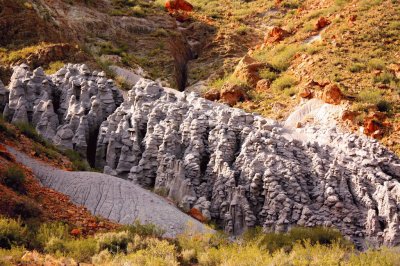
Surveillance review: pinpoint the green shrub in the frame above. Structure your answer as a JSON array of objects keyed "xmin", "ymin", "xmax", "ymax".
[
  {"xmin": 367, "ymin": 58, "xmax": 385, "ymax": 70},
  {"xmin": 131, "ymin": 5, "xmax": 145, "ymax": 17},
  {"xmin": 45, "ymin": 61, "xmax": 65, "ymax": 75},
  {"xmin": 14, "ymin": 122, "xmax": 45, "ymax": 144},
  {"xmin": 259, "ymin": 69, "xmax": 278, "ymax": 82},
  {"xmin": 12, "ymin": 199, "xmax": 42, "ymax": 219},
  {"xmin": 271, "ymin": 74, "xmax": 298, "ymax": 90},
  {"xmin": 0, "ymin": 117, "xmax": 16, "ymax": 139},
  {"xmin": 45, "ymin": 237, "xmax": 98, "ymax": 262},
  {"xmin": 287, "ymin": 226, "xmax": 345, "ymax": 246},
  {"xmin": 65, "ymin": 238, "xmax": 98, "ymax": 262},
  {"xmin": 376, "ymin": 100, "xmax": 392, "ymax": 113},
  {"xmin": 257, "ymin": 44, "xmax": 305, "ymax": 72},
  {"xmin": 32, "ymin": 143, "xmax": 60, "ymax": 160},
  {"xmin": 236, "ymin": 25, "xmax": 249, "ymax": 35},
  {"xmin": 35, "ymin": 222, "xmax": 71, "ymax": 250},
  {"xmin": 44, "ymin": 237, "xmax": 67, "ymax": 254},
  {"xmin": 97, "ymin": 231, "xmax": 130, "ymax": 254},
  {"xmin": 349, "ymin": 63, "xmax": 366, "ymax": 73},
  {"xmin": 0, "ymin": 218, "xmax": 27, "ymax": 249},
  {"xmin": 281, "ymin": 0, "xmax": 301, "ymax": 9},
  {"xmin": 122, "ymin": 220, "xmax": 165, "ymax": 238},
  {"xmin": 62, "ymin": 149, "xmax": 91, "ymax": 171},
  {"xmin": 242, "ymin": 226, "xmax": 349, "ymax": 253},
  {"xmin": 357, "ymin": 89, "xmax": 382, "ymax": 104},
  {"xmin": 1, "ymin": 166, "xmax": 25, "ymax": 194},
  {"xmin": 374, "ymin": 72, "xmax": 396, "ymax": 84}
]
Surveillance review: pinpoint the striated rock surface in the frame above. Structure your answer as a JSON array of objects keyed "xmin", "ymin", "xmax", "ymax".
[
  {"xmin": 96, "ymin": 78, "xmax": 400, "ymax": 248},
  {"xmin": 2, "ymin": 64, "xmax": 123, "ymax": 163},
  {"xmin": 4, "ymin": 65, "xmax": 400, "ymax": 248},
  {"xmin": 7, "ymin": 146, "xmax": 209, "ymax": 237}
]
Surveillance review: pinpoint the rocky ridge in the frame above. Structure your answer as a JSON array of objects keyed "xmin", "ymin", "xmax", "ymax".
[
  {"xmin": 2, "ymin": 64, "xmax": 400, "ymax": 248},
  {"xmin": 2, "ymin": 64, "xmax": 123, "ymax": 165}
]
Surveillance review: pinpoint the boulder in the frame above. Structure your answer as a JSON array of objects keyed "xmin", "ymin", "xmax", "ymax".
[
  {"xmin": 220, "ymin": 84, "xmax": 248, "ymax": 106},
  {"xmin": 264, "ymin": 27, "xmax": 290, "ymax": 43},
  {"xmin": 321, "ymin": 84, "xmax": 343, "ymax": 105},
  {"xmin": 256, "ymin": 79, "xmax": 271, "ymax": 92},
  {"xmin": 315, "ymin": 17, "xmax": 331, "ymax": 31},
  {"xmin": 298, "ymin": 87, "xmax": 313, "ymax": 99},
  {"xmin": 204, "ymin": 89, "xmax": 220, "ymax": 101},
  {"xmin": 232, "ymin": 55, "xmax": 265, "ymax": 87}
]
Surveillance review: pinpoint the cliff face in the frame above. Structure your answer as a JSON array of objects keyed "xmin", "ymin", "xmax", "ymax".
[{"xmin": 3, "ymin": 64, "xmax": 400, "ymax": 248}]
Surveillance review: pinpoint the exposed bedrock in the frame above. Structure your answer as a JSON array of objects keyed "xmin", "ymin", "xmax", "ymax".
[
  {"xmin": 3, "ymin": 65, "xmax": 400, "ymax": 248},
  {"xmin": 6, "ymin": 146, "xmax": 209, "ymax": 238},
  {"xmin": 2, "ymin": 64, "xmax": 123, "ymax": 165},
  {"xmin": 96, "ymin": 79, "xmax": 400, "ymax": 248}
]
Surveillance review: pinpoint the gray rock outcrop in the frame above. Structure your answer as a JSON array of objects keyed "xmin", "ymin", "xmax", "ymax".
[
  {"xmin": 4, "ymin": 65, "xmax": 400, "ymax": 248},
  {"xmin": 3, "ymin": 64, "xmax": 123, "ymax": 161},
  {"xmin": 6, "ymin": 146, "xmax": 210, "ymax": 238},
  {"xmin": 96, "ymin": 79, "xmax": 400, "ymax": 248}
]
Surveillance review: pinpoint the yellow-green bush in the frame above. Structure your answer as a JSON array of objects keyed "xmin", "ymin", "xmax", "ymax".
[{"xmin": 0, "ymin": 218, "xmax": 27, "ymax": 249}]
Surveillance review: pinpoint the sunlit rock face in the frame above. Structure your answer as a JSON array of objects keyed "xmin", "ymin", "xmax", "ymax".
[
  {"xmin": 4, "ymin": 65, "xmax": 400, "ymax": 248},
  {"xmin": 3, "ymin": 64, "xmax": 123, "ymax": 162},
  {"xmin": 96, "ymin": 78, "xmax": 400, "ymax": 248}
]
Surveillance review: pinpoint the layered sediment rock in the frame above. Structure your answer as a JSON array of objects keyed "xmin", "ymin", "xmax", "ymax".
[
  {"xmin": 96, "ymin": 79, "xmax": 400, "ymax": 248},
  {"xmin": 2, "ymin": 64, "xmax": 123, "ymax": 160}
]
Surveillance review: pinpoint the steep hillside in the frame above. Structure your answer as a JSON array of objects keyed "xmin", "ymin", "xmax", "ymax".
[{"xmin": 198, "ymin": 0, "xmax": 400, "ymax": 155}]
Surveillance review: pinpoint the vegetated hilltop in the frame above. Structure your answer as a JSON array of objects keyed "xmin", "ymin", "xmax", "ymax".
[{"xmin": 198, "ymin": 0, "xmax": 400, "ymax": 156}]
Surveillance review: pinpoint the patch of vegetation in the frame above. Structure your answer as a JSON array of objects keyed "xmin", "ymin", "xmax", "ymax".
[
  {"xmin": 210, "ymin": 75, "xmax": 249, "ymax": 90},
  {"xmin": 281, "ymin": 0, "xmax": 303, "ymax": 9},
  {"xmin": 259, "ymin": 68, "xmax": 278, "ymax": 82},
  {"xmin": 357, "ymin": 88, "xmax": 382, "ymax": 104},
  {"xmin": 110, "ymin": 0, "xmax": 150, "ymax": 17},
  {"xmin": 0, "ymin": 43, "xmax": 49, "ymax": 64},
  {"xmin": 61, "ymin": 149, "xmax": 91, "ymax": 171},
  {"xmin": 0, "ymin": 117, "xmax": 17, "ymax": 139},
  {"xmin": 45, "ymin": 61, "xmax": 65, "ymax": 75},
  {"xmin": 14, "ymin": 122, "xmax": 46, "ymax": 145},
  {"xmin": 349, "ymin": 63, "xmax": 366, "ymax": 73},
  {"xmin": 254, "ymin": 44, "xmax": 305, "ymax": 72},
  {"xmin": 2, "ymin": 216, "xmax": 400, "ymax": 265},
  {"xmin": 376, "ymin": 100, "xmax": 392, "ymax": 113},
  {"xmin": 367, "ymin": 58, "xmax": 386, "ymax": 71},
  {"xmin": 121, "ymin": 220, "xmax": 165, "ymax": 238},
  {"xmin": 96, "ymin": 231, "xmax": 130, "ymax": 254},
  {"xmin": 271, "ymin": 74, "xmax": 298, "ymax": 91},
  {"xmin": 0, "ymin": 218, "xmax": 27, "ymax": 249},
  {"xmin": 1, "ymin": 166, "xmax": 26, "ymax": 194},
  {"xmin": 374, "ymin": 71, "xmax": 397, "ymax": 85},
  {"xmin": 12, "ymin": 199, "xmax": 42, "ymax": 220}
]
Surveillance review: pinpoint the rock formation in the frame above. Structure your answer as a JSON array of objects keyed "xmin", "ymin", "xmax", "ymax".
[
  {"xmin": 2, "ymin": 64, "xmax": 123, "ymax": 162},
  {"xmin": 4, "ymin": 65, "xmax": 400, "ymax": 248},
  {"xmin": 96, "ymin": 78, "xmax": 400, "ymax": 248}
]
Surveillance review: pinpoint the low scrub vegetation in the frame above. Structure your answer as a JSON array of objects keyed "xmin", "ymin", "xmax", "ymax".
[
  {"xmin": 0, "ymin": 166, "xmax": 26, "ymax": 194},
  {"xmin": 2, "ymin": 217, "xmax": 400, "ymax": 265}
]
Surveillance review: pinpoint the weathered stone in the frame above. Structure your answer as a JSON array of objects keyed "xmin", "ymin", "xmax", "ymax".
[
  {"xmin": 4, "ymin": 64, "xmax": 123, "ymax": 161},
  {"xmin": 94, "ymin": 75, "xmax": 400, "ymax": 247},
  {"xmin": 321, "ymin": 84, "xmax": 343, "ymax": 105}
]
